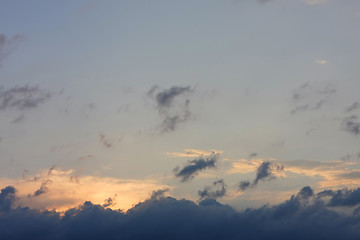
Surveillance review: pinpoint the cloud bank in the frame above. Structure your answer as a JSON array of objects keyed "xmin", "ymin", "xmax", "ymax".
[{"xmin": 2, "ymin": 185, "xmax": 360, "ymax": 239}]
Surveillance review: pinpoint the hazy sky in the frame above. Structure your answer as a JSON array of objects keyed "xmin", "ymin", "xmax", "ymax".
[{"xmin": 1, "ymin": 0, "xmax": 360, "ymax": 214}]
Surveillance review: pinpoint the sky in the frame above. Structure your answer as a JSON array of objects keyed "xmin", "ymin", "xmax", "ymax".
[{"xmin": 1, "ymin": 0, "xmax": 360, "ymax": 238}]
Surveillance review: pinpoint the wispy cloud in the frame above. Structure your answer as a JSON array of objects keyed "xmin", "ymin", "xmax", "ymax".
[
  {"xmin": 0, "ymin": 85, "xmax": 51, "ymax": 111},
  {"xmin": 0, "ymin": 33, "xmax": 23, "ymax": 67},
  {"xmin": 305, "ymin": 0, "xmax": 330, "ymax": 5},
  {"xmin": 167, "ymin": 149, "xmax": 223, "ymax": 158},
  {"xmin": 147, "ymin": 85, "xmax": 193, "ymax": 132},
  {"xmin": 315, "ymin": 59, "xmax": 327, "ymax": 64}
]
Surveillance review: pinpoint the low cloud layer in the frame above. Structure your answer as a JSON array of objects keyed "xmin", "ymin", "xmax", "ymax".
[
  {"xmin": 174, "ymin": 154, "xmax": 218, "ymax": 182},
  {"xmin": 2, "ymin": 185, "xmax": 360, "ymax": 239}
]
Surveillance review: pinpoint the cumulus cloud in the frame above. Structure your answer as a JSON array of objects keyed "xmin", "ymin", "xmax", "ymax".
[
  {"xmin": 2, "ymin": 185, "xmax": 360, "ymax": 239},
  {"xmin": 174, "ymin": 154, "xmax": 219, "ymax": 182},
  {"xmin": 0, "ymin": 33, "xmax": 23, "ymax": 67},
  {"xmin": 147, "ymin": 85, "xmax": 193, "ymax": 132},
  {"xmin": 198, "ymin": 179, "xmax": 226, "ymax": 200},
  {"xmin": 238, "ymin": 161, "xmax": 284, "ymax": 191},
  {"xmin": 0, "ymin": 85, "xmax": 51, "ymax": 111}
]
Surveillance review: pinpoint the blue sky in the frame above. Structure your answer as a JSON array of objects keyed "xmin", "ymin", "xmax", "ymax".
[{"xmin": 1, "ymin": 0, "xmax": 360, "ymax": 214}]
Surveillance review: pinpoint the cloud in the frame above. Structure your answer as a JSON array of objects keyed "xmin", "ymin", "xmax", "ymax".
[
  {"xmin": 305, "ymin": 0, "xmax": 330, "ymax": 5},
  {"xmin": 3, "ymin": 185, "xmax": 360, "ymax": 239},
  {"xmin": 238, "ymin": 161, "xmax": 284, "ymax": 191},
  {"xmin": 0, "ymin": 33, "xmax": 23, "ymax": 67},
  {"xmin": 315, "ymin": 59, "xmax": 327, "ymax": 64},
  {"xmin": 0, "ymin": 167, "xmax": 169, "ymax": 211},
  {"xmin": 0, "ymin": 186, "xmax": 16, "ymax": 212},
  {"xmin": 99, "ymin": 133, "xmax": 113, "ymax": 148},
  {"xmin": 0, "ymin": 85, "xmax": 51, "ymax": 111},
  {"xmin": 342, "ymin": 115, "xmax": 360, "ymax": 135},
  {"xmin": 198, "ymin": 179, "xmax": 226, "ymax": 200},
  {"xmin": 290, "ymin": 82, "xmax": 335, "ymax": 115},
  {"xmin": 147, "ymin": 85, "xmax": 193, "ymax": 132},
  {"xmin": 174, "ymin": 154, "xmax": 219, "ymax": 182},
  {"xmin": 345, "ymin": 102, "xmax": 360, "ymax": 113},
  {"xmin": 167, "ymin": 149, "xmax": 224, "ymax": 158},
  {"xmin": 11, "ymin": 114, "xmax": 25, "ymax": 124}
]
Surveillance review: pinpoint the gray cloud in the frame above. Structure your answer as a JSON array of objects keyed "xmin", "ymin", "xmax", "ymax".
[
  {"xmin": 345, "ymin": 102, "xmax": 360, "ymax": 113},
  {"xmin": 238, "ymin": 161, "xmax": 284, "ymax": 191},
  {"xmin": 342, "ymin": 115, "xmax": 360, "ymax": 135},
  {"xmin": 0, "ymin": 186, "xmax": 16, "ymax": 212},
  {"xmin": 30, "ymin": 166, "xmax": 55, "ymax": 197},
  {"xmin": 174, "ymin": 154, "xmax": 218, "ymax": 182},
  {"xmin": 11, "ymin": 114, "xmax": 25, "ymax": 124},
  {"xmin": 3, "ymin": 185, "xmax": 360, "ymax": 239},
  {"xmin": 248, "ymin": 152, "xmax": 257, "ymax": 159},
  {"xmin": 0, "ymin": 33, "xmax": 23, "ymax": 67},
  {"xmin": 148, "ymin": 85, "xmax": 193, "ymax": 132},
  {"xmin": 198, "ymin": 179, "xmax": 226, "ymax": 200},
  {"xmin": 0, "ymin": 85, "xmax": 51, "ymax": 111}
]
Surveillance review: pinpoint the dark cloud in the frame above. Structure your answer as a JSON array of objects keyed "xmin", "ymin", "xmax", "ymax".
[
  {"xmin": 342, "ymin": 115, "xmax": 360, "ymax": 135},
  {"xmin": 147, "ymin": 85, "xmax": 193, "ymax": 132},
  {"xmin": 323, "ymin": 189, "xmax": 360, "ymax": 207},
  {"xmin": 198, "ymin": 179, "xmax": 226, "ymax": 200},
  {"xmin": 3, "ymin": 185, "xmax": 360, "ymax": 239},
  {"xmin": 0, "ymin": 33, "xmax": 23, "ymax": 67},
  {"xmin": 174, "ymin": 154, "xmax": 218, "ymax": 182},
  {"xmin": 0, "ymin": 85, "xmax": 51, "ymax": 111},
  {"xmin": 0, "ymin": 186, "xmax": 16, "ymax": 212},
  {"xmin": 239, "ymin": 161, "xmax": 284, "ymax": 191},
  {"xmin": 345, "ymin": 102, "xmax": 360, "ymax": 113}
]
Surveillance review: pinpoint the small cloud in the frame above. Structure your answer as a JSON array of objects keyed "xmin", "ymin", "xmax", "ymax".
[
  {"xmin": 315, "ymin": 59, "xmax": 327, "ymax": 64},
  {"xmin": 167, "ymin": 149, "xmax": 223, "ymax": 158},
  {"xmin": 198, "ymin": 179, "xmax": 226, "ymax": 200},
  {"xmin": 305, "ymin": 0, "xmax": 329, "ymax": 5},
  {"xmin": 11, "ymin": 114, "xmax": 25, "ymax": 124},
  {"xmin": 345, "ymin": 102, "xmax": 360, "ymax": 113},
  {"xmin": 342, "ymin": 115, "xmax": 360, "ymax": 135},
  {"xmin": 99, "ymin": 133, "xmax": 113, "ymax": 148},
  {"xmin": 174, "ymin": 154, "xmax": 219, "ymax": 182}
]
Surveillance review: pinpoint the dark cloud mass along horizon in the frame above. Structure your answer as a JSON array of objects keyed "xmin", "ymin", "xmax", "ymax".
[{"xmin": 2, "ymin": 185, "xmax": 360, "ymax": 239}]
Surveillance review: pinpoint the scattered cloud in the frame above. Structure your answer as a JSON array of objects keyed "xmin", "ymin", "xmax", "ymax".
[
  {"xmin": 198, "ymin": 179, "xmax": 226, "ymax": 200},
  {"xmin": 0, "ymin": 85, "xmax": 51, "ymax": 111},
  {"xmin": 167, "ymin": 149, "xmax": 223, "ymax": 158},
  {"xmin": 290, "ymin": 82, "xmax": 335, "ymax": 115},
  {"xmin": 147, "ymin": 85, "xmax": 193, "ymax": 132},
  {"xmin": 0, "ymin": 33, "xmax": 23, "ymax": 67},
  {"xmin": 174, "ymin": 154, "xmax": 219, "ymax": 182}
]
